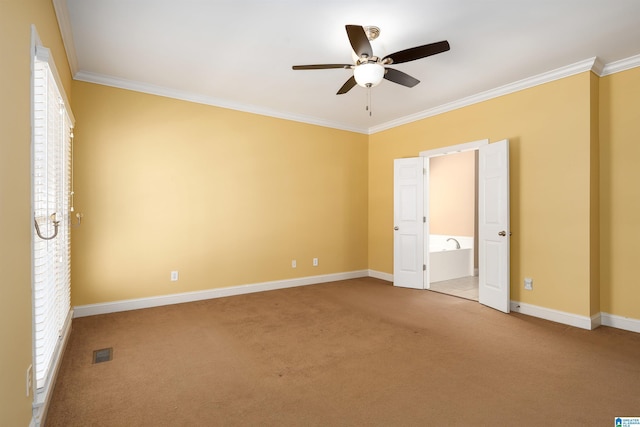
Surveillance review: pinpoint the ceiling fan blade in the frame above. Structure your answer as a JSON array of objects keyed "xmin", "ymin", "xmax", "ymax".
[
  {"xmin": 292, "ymin": 64, "xmax": 352, "ymax": 70},
  {"xmin": 384, "ymin": 68, "xmax": 420, "ymax": 88},
  {"xmin": 383, "ymin": 40, "xmax": 450, "ymax": 64},
  {"xmin": 345, "ymin": 25, "xmax": 373, "ymax": 58},
  {"xmin": 337, "ymin": 76, "xmax": 357, "ymax": 95}
]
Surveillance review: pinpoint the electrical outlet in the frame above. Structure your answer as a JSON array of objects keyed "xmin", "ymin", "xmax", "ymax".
[
  {"xmin": 313, "ymin": 258, "xmax": 318, "ymax": 267},
  {"xmin": 524, "ymin": 277, "xmax": 533, "ymax": 290},
  {"xmin": 291, "ymin": 260, "xmax": 297, "ymax": 268},
  {"xmin": 26, "ymin": 365, "xmax": 32, "ymax": 397},
  {"xmin": 170, "ymin": 271, "xmax": 179, "ymax": 281}
]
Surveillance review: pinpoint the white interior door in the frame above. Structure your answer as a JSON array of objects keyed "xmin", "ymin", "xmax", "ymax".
[
  {"xmin": 423, "ymin": 158, "xmax": 431, "ymax": 289},
  {"xmin": 393, "ymin": 157, "xmax": 425, "ymax": 289},
  {"xmin": 478, "ymin": 139, "xmax": 510, "ymax": 312}
]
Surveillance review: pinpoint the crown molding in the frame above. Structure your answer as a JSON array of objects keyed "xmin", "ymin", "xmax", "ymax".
[
  {"xmin": 601, "ymin": 53, "xmax": 640, "ymax": 76},
  {"xmin": 368, "ymin": 57, "xmax": 598, "ymax": 134},
  {"xmin": 73, "ymin": 71, "xmax": 369, "ymax": 134},
  {"xmin": 71, "ymin": 53, "xmax": 638, "ymax": 135},
  {"xmin": 52, "ymin": 0, "xmax": 78, "ymax": 75},
  {"xmin": 590, "ymin": 57, "xmax": 606, "ymax": 76}
]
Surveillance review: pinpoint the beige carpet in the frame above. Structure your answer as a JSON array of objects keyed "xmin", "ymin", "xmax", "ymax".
[{"xmin": 46, "ymin": 278, "xmax": 640, "ymax": 426}]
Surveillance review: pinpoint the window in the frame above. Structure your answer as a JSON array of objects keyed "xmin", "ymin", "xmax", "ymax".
[{"xmin": 31, "ymin": 39, "xmax": 74, "ymax": 413}]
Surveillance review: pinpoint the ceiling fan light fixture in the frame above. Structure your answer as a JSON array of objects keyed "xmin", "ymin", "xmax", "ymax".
[{"xmin": 353, "ymin": 62, "xmax": 384, "ymax": 88}]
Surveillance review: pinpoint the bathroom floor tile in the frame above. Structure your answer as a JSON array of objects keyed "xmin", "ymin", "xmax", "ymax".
[{"xmin": 430, "ymin": 276, "xmax": 479, "ymax": 301}]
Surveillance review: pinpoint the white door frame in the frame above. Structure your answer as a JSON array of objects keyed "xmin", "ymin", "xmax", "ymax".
[{"xmin": 419, "ymin": 139, "xmax": 490, "ymax": 159}]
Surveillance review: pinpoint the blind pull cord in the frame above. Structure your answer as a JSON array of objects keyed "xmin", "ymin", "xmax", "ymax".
[{"xmin": 69, "ymin": 129, "xmax": 83, "ymax": 228}]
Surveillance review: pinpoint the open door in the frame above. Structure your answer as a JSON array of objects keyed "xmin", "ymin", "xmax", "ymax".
[
  {"xmin": 478, "ymin": 139, "xmax": 510, "ymax": 312},
  {"xmin": 393, "ymin": 157, "xmax": 425, "ymax": 289}
]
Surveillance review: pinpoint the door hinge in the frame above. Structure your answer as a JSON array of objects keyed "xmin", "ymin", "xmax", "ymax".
[
  {"xmin": 423, "ymin": 216, "xmax": 426, "ymax": 223},
  {"xmin": 423, "ymin": 264, "xmax": 426, "ymax": 271},
  {"xmin": 423, "ymin": 168, "xmax": 427, "ymax": 175}
]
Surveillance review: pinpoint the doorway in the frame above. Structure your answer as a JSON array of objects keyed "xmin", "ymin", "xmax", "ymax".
[
  {"xmin": 393, "ymin": 139, "xmax": 511, "ymax": 313},
  {"xmin": 426, "ymin": 149, "xmax": 478, "ymax": 301}
]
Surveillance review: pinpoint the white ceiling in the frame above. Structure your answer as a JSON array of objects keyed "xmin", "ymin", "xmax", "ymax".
[{"xmin": 57, "ymin": 0, "xmax": 640, "ymax": 134}]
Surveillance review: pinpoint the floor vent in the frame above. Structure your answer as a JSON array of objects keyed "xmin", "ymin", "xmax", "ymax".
[{"xmin": 92, "ymin": 347, "xmax": 113, "ymax": 364}]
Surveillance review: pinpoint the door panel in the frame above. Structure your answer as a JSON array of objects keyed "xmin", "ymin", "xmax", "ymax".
[
  {"xmin": 478, "ymin": 140, "xmax": 510, "ymax": 312},
  {"xmin": 393, "ymin": 157, "xmax": 425, "ymax": 289}
]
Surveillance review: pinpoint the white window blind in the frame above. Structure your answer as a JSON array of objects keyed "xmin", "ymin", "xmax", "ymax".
[{"xmin": 32, "ymin": 45, "xmax": 73, "ymax": 393}]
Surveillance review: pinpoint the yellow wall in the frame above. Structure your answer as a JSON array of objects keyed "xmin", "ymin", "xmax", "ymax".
[
  {"xmin": 70, "ymin": 82, "xmax": 368, "ymax": 305},
  {"xmin": 369, "ymin": 73, "xmax": 595, "ymax": 316},
  {"xmin": 0, "ymin": 0, "xmax": 71, "ymax": 425},
  {"xmin": 600, "ymin": 66, "xmax": 640, "ymax": 319}
]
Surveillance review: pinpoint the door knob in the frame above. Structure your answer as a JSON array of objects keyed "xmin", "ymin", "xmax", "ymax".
[
  {"xmin": 498, "ymin": 231, "xmax": 506, "ymax": 236},
  {"xmin": 394, "ymin": 226, "xmax": 399, "ymax": 231}
]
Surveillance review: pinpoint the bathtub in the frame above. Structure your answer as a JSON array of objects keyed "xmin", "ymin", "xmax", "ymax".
[{"xmin": 428, "ymin": 235, "xmax": 474, "ymax": 283}]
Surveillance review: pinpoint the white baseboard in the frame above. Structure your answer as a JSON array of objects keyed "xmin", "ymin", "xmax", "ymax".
[
  {"xmin": 72, "ymin": 270, "xmax": 640, "ymax": 336},
  {"xmin": 510, "ymin": 302, "xmax": 640, "ymax": 333},
  {"xmin": 73, "ymin": 270, "xmax": 369, "ymax": 318},
  {"xmin": 510, "ymin": 301, "xmax": 596, "ymax": 330},
  {"xmin": 601, "ymin": 312, "xmax": 640, "ymax": 334},
  {"xmin": 590, "ymin": 312, "xmax": 602, "ymax": 330},
  {"xmin": 368, "ymin": 269, "xmax": 393, "ymax": 282}
]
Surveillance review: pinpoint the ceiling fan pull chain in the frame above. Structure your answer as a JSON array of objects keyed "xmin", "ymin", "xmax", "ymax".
[{"xmin": 365, "ymin": 87, "xmax": 368, "ymax": 112}]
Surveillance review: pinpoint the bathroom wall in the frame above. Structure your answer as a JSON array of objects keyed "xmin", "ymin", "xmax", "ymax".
[{"xmin": 429, "ymin": 150, "xmax": 476, "ymax": 236}]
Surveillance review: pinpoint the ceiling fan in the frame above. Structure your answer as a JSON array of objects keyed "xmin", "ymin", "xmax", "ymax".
[{"xmin": 292, "ymin": 25, "xmax": 450, "ymax": 95}]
